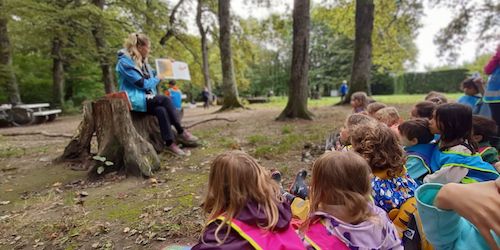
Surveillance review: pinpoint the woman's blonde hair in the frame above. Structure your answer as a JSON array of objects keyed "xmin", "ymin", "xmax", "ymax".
[
  {"xmin": 302, "ymin": 151, "xmax": 373, "ymax": 230},
  {"xmin": 124, "ymin": 33, "xmax": 150, "ymax": 69},
  {"xmin": 351, "ymin": 123, "xmax": 405, "ymax": 178},
  {"xmin": 202, "ymin": 150, "xmax": 281, "ymax": 244}
]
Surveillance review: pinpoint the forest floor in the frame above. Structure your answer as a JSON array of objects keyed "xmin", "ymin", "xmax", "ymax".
[{"xmin": 0, "ymin": 95, "xmax": 440, "ymax": 250}]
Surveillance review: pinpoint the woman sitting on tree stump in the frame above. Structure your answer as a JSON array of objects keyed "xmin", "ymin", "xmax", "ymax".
[{"xmin": 116, "ymin": 33, "xmax": 198, "ymax": 156}]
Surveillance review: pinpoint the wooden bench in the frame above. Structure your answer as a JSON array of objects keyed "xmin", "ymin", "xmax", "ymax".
[
  {"xmin": 33, "ymin": 109, "xmax": 62, "ymax": 123},
  {"xmin": 0, "ymin": 103, "xmax": 62, "ymax": 125},
  {"xmin": 246, "ymin": 97, "xmax": 270, "ymax": 104}
]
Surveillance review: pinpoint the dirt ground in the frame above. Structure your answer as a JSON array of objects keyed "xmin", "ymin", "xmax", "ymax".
[{"xmin": 0, "ymin": 102, "xmax": 412, "ymax": 250}]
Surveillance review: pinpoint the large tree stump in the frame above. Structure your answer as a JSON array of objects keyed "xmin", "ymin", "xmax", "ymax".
[
  {"xmin": 131, "ymin": 112, "xmax": 165, "ymax": 152},
  {"xmin": 59, "ymin": 99, "xmax": 160, "ymax": 178}
]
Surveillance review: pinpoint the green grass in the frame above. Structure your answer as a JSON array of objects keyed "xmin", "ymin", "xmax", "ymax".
[
  {"xmin": 253, "ymin": 93, "xmax": 462, "ymax": 109},
  {"xmin": 247, "ymin": 134, "xmax": 269, "ymax": 145}
]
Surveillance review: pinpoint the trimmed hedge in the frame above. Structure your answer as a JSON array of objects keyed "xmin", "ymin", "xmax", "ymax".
[
  {"xmin": 395, "ymin": 69, "xmax": 468, "ymax": 94},
  {"xmin": 371, "ymin": 71, "xmax": 394, "ymax": 95}
]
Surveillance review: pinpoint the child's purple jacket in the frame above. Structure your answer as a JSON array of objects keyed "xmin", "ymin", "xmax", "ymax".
[{"xmin": 192, "ymin": 200, "xmax": 294, "ymax": 250}]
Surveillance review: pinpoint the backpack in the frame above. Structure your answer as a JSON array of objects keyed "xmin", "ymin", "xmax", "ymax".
[{"xmin": 389, "ymin": 197, "xmax": 434, "ymax": 250}]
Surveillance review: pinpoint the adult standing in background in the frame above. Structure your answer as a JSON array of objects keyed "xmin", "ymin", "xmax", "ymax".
[
  {"xmin": 116, "ymin": 33, "xmax": 198, "ymax": 156},
  {"xmin": 483, "ymin": 44, "xmax": 500, "ymax": 139},
  {"xmin": 201, "ymin": 87, "xmax": 210, "ymax": 109},
  {"xmin": 339, "ymin": 80, "xmax": 349, "ymax": 102}
]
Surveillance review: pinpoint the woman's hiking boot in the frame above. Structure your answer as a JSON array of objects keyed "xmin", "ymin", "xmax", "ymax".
[
  {"xmin": 177, "ymin": 130, "xmax": 199, "ymax": 146},
  {"xmin": 166, "ymin": 143, "xmax": 187, "ymax": 156}
]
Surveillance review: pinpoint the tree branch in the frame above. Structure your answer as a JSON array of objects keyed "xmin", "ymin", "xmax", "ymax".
[
  {"xmin": 185, "ymin": 117, "xmax": 237, "ymax": 129},
  {"xmin": 173, "ymin": 34, "xmax": 202, "ymax": 66},
  {"xmin": 159, "ymin": 0, "xmax": 186, "ymax": 45}
]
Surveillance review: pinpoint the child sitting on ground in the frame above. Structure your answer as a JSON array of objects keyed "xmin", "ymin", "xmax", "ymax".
[
  {"xmin": 425, "ymin": 103, "xmax": 499, "ymax": 184},
  {"xmin": 192, "ymin": 151, "xmax": 304, "ymax": 250},
  {"xmin": 374, "ymin": 107, "xmax": 401, "ymax": 134},
  {"xmin": 337, "ymin": 113, "xmax": 376, "ymax": 151},
  {"xmin": 472, "ymin": 115, "xmax": 499, "ymax": 166},
  {"xmin": 350, "ymin": 91, "xmax": 369, "ymax": 113},
  {"xmin": 425, "ymin": 91, "xmax": 448, "ymax": 105},
  {"xmin": 351, "ymin": 123, "xmax": 418, "ymax": 212},
  {"xmin": 411, "ymin": 101, "xmax": 436, "ymax": 120},
  {"xmin": 458, "ymin": 78, "xmax": 481, "ymax": 109},
  {"xmin": 301, "ymin": 151, "xmax": 402, "ymax": 249},
  {"xmin": 366, "ymin": 102, "xmax": 387, "ymax": 117},
  {"xmin": 398, "ymin": 118, "xmax": 435, "ymax": 184}
]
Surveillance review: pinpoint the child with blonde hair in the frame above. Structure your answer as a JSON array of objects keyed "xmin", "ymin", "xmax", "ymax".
[
  {"xmin": 374, "ymin": 106, "xmax": 401, "ymax": 128},
  {"xmin": 351, "ymin": 123, "xmax": 418, "ymax": 212},
  {"xmin": 350, "ymin": 91, "xmax": 369, "ymax": 113},
  {"xmin": 337, "ymin": 113, "xmax": 376, "ymax": 151},
  {"xmin": 192, "ymin": 151, "xmax": 304, "ymax": 250},
  {"xmin": 302, "ymin": 151, "xmax": 402, "ymax": 249}
]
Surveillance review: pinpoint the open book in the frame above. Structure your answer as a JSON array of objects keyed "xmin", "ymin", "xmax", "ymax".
[{"xmin": 155, "ymin": 59, "xmax": 191, "ymax": 81}]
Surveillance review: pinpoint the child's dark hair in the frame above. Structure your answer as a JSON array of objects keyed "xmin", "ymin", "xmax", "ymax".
[
  {"xmin": 398, "ymin": 118, "xmax": 434, "ymax": 144},
  {"xmin": 472, "ymin": 115, "xmax": 498, "ymax": 143},
  {"xmin": 434, "ymin": 103, "xmax": 476, "ymax": 152},
  {"xmin": 412, "ymin": 101, "xmax": 436, "ymax": 119},
  {"xmin": 425, "ymin": 91, "xmax": 447, "ymax": 105},
  {"xmin": 460, "ymin": 78, "xmax": 479, "ymax": 92}
]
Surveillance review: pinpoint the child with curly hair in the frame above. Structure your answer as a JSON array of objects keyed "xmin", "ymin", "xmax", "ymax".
[
  {"xmin": 351, "ymin": 123, "xmax": 418, "ymax": 212},
  {"xmin": 337, "ymin": 113, "xmax": 377, "ymax": 151}
]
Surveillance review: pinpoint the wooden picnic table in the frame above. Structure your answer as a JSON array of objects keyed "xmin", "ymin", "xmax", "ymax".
[
  {"xmin": 0, "ymin": 103, "xmax": 61, "ymax": 126},
  {"xmin": 16, "ymin": 103, "xmax": 50, "ymax": 111}
]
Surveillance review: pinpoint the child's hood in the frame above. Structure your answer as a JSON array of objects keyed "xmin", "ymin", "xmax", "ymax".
[
  {"xmin": 314, "ymin": 204, "xmax": 402, "ymax": 249},
  {"xmin": 235, "ymin": 199, "xmax": 292, "ymax": 231}
]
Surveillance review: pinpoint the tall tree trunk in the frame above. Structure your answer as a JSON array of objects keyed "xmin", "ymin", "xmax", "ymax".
[
  {"xmin": 52, "ymin": 37, "xmax": 65, "ymax": 108},
  {"xmin": 91, "ymin": 0, "xmax": 115, "ymax": 94},
  {"xmin": 218, "ymin": 0, "xmax": 243, "ymax": 110},
  {"xmin": 196, "ymin": 0, "xmax": 212, "ymax": 95},
  {"xmin": 277, "ymin": 0, "xmax": 313, "ymax": 120},
  {"xmin": 0, "ymin": 0, "xmax": 21, "ymax": 105},
  {"xmin": 344, "ymin": 0, "xmax": 374, "ymax": 103}
]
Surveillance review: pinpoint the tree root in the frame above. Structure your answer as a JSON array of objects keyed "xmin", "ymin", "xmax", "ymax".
[{"xmin": 0, "ymin": 131, "xmax": 73, "ymax": 138}]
